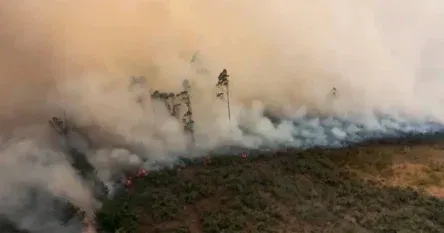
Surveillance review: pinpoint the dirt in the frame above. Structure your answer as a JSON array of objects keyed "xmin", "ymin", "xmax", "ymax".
[{"xmin": 183, "ymin": 205, "xmax": 203, "ymax": 233}]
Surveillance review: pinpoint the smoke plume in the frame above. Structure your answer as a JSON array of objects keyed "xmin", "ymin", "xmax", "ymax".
[{"xmin": 1, "ymin": 0, "xmax": 444, "ymax": 232}]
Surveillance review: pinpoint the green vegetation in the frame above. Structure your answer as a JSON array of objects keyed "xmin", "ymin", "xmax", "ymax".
[{"xmin": 97, "ymin": 141, "xmax": 444, "ymax": 233}]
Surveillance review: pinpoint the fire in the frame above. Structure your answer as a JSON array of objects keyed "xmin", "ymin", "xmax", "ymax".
[
  {"xmin": 83, "ymin": 216, "xmax": 97, "ymax": 233},
  {"xmin": 125, "ymin": 176, "xmax": 133, "ymax": 187},
  {"xmin": 124, "ymin": 168, "xmax": 149, "ymax": 188},
  {"xmin": 137, "ymin": 168, "xmax": 149, "ymax": 177}
]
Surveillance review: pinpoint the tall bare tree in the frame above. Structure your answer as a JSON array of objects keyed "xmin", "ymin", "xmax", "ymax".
[
  {"xmin": 48, "ymin": 113, "xmax": 108, "ymax": 228},
  {"xmin": 48, "ymin": 112, "xmax": 69, "ymax": 136},
  {"xmin": 129, "ymin": 76, "xmax": 148, "ymax": 105},
  {"xmin": 177, "ymin": 79, "xmax": 195, "ymax": 144},
  {"xmin": 216, "ymin": 69, "xmax": 231, "ymax": 125},
  {"xmin": 151, "ymin": 91, "xmax": 182, "ymax": 119}
]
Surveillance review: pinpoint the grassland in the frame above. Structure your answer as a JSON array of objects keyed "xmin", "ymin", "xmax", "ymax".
[{"xmin": 97, "ymin": 139, "xmax": 444, "ymax": 233}]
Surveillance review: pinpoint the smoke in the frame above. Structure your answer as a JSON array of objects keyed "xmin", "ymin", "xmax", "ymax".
[{"xmin": 1, "ymin": 0, "xmax": 444, "ymax": 232}]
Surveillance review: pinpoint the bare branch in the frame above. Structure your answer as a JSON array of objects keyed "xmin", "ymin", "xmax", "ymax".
[
  {"xmin": 49, "ymin": 116, "xmax": 68, "ymax": 136},
  {"xmin": 215, "ymin": 69, "xmax": 232, "ymax": 126}
]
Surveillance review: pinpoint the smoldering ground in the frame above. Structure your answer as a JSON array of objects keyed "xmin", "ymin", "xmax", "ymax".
[{"xmin": 1, "ymin": 0, "xmax": 444, "ymax": 232}]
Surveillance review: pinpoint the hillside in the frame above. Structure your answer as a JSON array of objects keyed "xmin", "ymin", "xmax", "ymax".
[{"xmin": 97, "ymin": 139, "xmax": 444, "ymax": 233}]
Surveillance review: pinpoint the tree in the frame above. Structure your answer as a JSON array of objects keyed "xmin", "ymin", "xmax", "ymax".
[
  {"xmin": 189, "ymin": 51, "xmax": 209, "ymax": 75},
  {"xmin": 129, "ymin": 76, "xmax": 148, "ymax": 105},
  {"xmin": 129, "ymin": 76, "xmax": 165, "ymax": 131},
  {"xmin": 330, "ymin": 87, "xmax": 338, "ymax": 98},
  {"xmin": 150, "ymin": 91, "xmax": 182, "ymax": 119},
  {"xmin": 48, "ymin": 113, "xmax": 108, "ymax": 229},
  {"xmin": 48, "ymin": 112, "xmax": 69, "ymax": 136},
  {"xmin": 190, "ymin": 51, "xmax": 200, "ymax": 63},
  {"xmin": 177, "ymin": 79, "xmax": 195, "ymax": 144},
  {"xmin": 216, "ymin": 69, "xmax": 231, "ymax": 125},
  {"xmin": 149, "ymin": 81, "xmax": 195, "ymax": 151}
]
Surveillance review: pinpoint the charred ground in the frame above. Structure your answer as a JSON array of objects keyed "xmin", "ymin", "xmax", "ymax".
[{"xmin": 97, "ymin": 137, "xmax": 444, "ymax": 233}]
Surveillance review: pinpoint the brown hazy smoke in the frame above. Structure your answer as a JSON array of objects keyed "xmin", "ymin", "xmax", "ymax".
[
  {"xmin": 1, "ymin": 0, "xmax": 444, "ymax": 122},
  {"xmin": 1, "ymin": 1, "xmax": 444, "ymax": 232}
]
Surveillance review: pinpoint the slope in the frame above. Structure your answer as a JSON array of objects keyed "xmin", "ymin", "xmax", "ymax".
[{"xmin": 97, "ymin": 139, "xmax": 444, "ymax": 233}]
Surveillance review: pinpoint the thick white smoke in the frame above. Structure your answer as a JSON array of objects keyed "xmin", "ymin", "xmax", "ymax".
[{"xmin": 1, "ymin": 0, "xmax": 444, "ymax": 232}]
